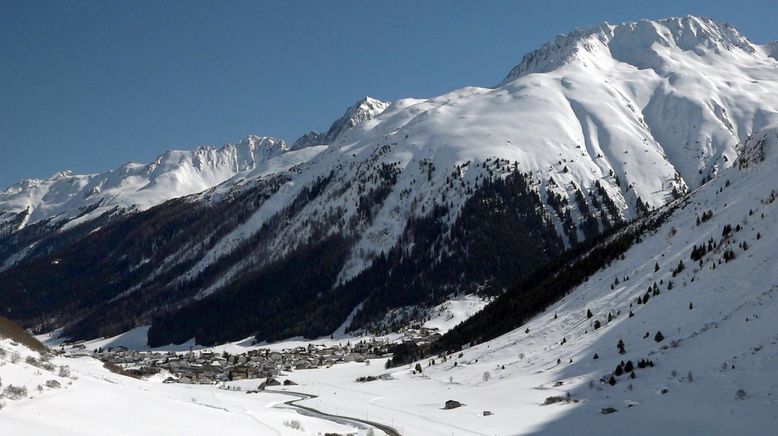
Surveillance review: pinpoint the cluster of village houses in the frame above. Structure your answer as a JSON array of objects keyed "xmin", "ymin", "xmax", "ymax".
[
  {"xmin": 90, "ymin": 341, "xmax": 384, "ymax": 385},
  {"xmin": 76, "ymin": 326, "xmax": 442, "ymax": 385}
]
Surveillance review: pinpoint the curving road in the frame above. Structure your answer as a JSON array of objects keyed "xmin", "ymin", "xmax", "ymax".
[{"xmin": 268, "ymin": 389, "xmax": 401, "ymax": 436}]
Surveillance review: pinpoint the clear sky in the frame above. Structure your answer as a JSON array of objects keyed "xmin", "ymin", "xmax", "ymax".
[{"xmin": 1, "ymin": 0, "xmax": 776, "ymax": 188}]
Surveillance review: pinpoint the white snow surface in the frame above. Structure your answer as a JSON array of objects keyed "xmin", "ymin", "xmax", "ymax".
[
  {"xmin": 0, "ymin": 337, "xmax": 364, "ymax": 435},
  {"xmin": 422, "ymin": 295, "xmax": 490, "ymax": 333}
]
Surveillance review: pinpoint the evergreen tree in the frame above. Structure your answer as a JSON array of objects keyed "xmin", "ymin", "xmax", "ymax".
[{"xmin": 672, "ymin": 260, "xmax": 685, "ymax": 276}]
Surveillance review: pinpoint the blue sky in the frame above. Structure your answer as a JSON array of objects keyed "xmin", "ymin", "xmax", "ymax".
[{"xmin": 1, "ymin": 0, "xmax": 776, "ymax": 188}]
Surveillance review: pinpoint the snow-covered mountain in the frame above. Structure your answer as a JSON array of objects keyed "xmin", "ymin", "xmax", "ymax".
[
  {"xmin": 189, "ymin": 15, "xmax": 777, "ymax": 287},
  {"xmin": 1, "ymin": 16, "xmax": 776, "ymax": 348},
  {"xmin": 391, "ymin": 124, "xmax": 778, "ymax": 435},
  {"xmin": 235, "ymin": 127, "xmax": 775, "ymax": 436},
  {"xmin": 0, "ymin": 136, "xmax": 322, "ymax": 236},
  {"xmin": 0, "ymin": 96, "xmax": 392, "ymax": 237}
]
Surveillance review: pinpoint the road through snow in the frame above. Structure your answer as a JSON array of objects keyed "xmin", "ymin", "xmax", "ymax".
[{"xmin": 268, "ymin": 389, "xmax": 401, "ymax": 436}]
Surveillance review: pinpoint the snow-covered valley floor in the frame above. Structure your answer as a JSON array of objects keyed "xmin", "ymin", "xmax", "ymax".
[{"xmin": 0, "ymin": 340, "xmax": 362, "ymax": 435}]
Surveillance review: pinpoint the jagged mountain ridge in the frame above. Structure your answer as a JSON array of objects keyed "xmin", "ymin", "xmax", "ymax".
[
  {"xmin": 0, "ymin": 136, "xmax": 321, "ymax": 237},
  {"xmin": 504, "ymin": 16, "xmax": 755, "ymax": 80},
  {"xmin": 1, "ymin": 16, "xmax": 776, "ymax": 347},
  {"xmin": 292, "ymin": 97, "xmax": 391, "ymax": 149},
  {"xmin": 0, "ymin": 95, "xmax": 395, "ymax": 239}
]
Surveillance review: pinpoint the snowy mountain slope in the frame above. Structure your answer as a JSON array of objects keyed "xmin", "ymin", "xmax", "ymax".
[
  {"xmin": 0, "ymin": 96, "xmax": 388, "ymax": 271},
  {"xmin": 2, "ymin": 16, "xmax": 777, "ymax": 348},
  {"xmin": 422, "ymin": 295, "xmax": 490, "ymax": 334},
  {"xmin": 180, "ymin": 16, "xmax": 778, "ymax": 289},
  {"xmin": 504, "ymin": 16, "xmax": 777, "ymax": 184},
  {"xmin": 4, "ymin": 119, "xmax": 774, "ymax": 436},
  {"xmin": 258, "ymin": 127, "xmax": 778, "ymax": 436}
]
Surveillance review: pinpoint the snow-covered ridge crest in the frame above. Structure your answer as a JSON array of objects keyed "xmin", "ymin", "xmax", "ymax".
[
  {"xmin": 292, "ymin": 96, "xmax": 390, "ymax": 148},
  {"xmin": 332, "ymin": 96, "xmax": 391, "ymax": 134},
  {"xmin": 503, "ymin": 15, "xmax": 755, "ymax": 81},
  {"xmin": 0, "ymin": 91, "xmax": 391, "ymax": 233},
  {"xmin": 0, "ymin": 134, "xmax": 319, "ymax": 231}
]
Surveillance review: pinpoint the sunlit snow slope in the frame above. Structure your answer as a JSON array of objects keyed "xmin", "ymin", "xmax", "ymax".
[
  {"xmin": 263, "ymin": 128, "xmax": 778, "ymax": 436},
  {"xmin": 170, "ymin": 15, "xmax": 778, "ymax": 285}
]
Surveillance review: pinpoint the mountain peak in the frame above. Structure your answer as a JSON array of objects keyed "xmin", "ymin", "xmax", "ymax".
[
  {"xmin": 353, "ymin": 96, "xmax": 388, "ymax": 110},
  {"xmin": 239, "ymin": 134, "xmax": 288, "ymax": 152},
  {"xmin": 290, "ymin": 131, "xmax": 326, "ymax": 150},
  {"xmin": 221, "ymin": 135, "xmax": 292, "ymax": 169},
  {"xmin": 503, "ymin": 16, "xmax": 754, "ymax": 82},
  {"xmin": 292, "ymin": 96, "xmax": 390, "ymax": 149},
  {"xmin": 323, "ymin": 96, "xmax": 389, "ymax": 143}
]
